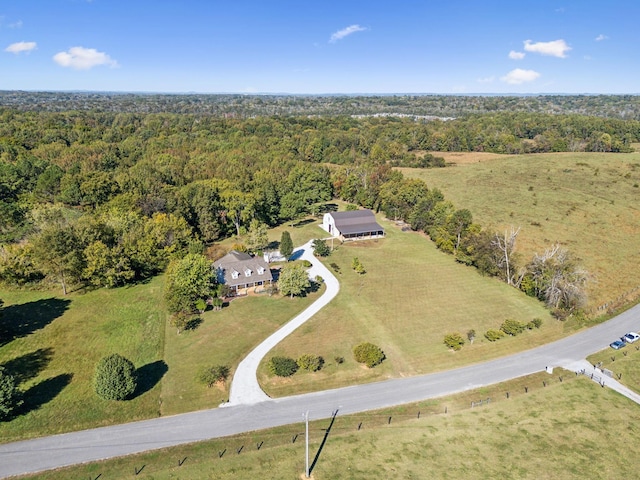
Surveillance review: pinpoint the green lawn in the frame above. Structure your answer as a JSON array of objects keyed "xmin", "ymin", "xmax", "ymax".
[
  {"xmin": 259, "ymin": 215, "xmax": 559, "ymax": 397},
  {"xmin": 0, "ymin": 276, "xmax": 323, "ymax": 441},
  {"xmin": 0, "ymin": 278, "xmax": 166, "ymax": 443},
  {"xmin": 401, "ymin": 151, "xmax": 640, "ymax": 312},
  {"xmin": 19, "ymin": 372, "xmax": 640, "ymax": 480}
]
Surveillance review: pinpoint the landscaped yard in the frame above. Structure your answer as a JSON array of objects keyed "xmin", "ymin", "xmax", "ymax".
[
  {"xmin": 0, "ymin": 274, "xmax": 323, "ymax": 441},
  {"xmin": 401, "ymin": 151, "xmax": 640, "ymax": 312},
  {"xmin": 259, "ymin": 214, "xmax": 561, "ymax": 397}
]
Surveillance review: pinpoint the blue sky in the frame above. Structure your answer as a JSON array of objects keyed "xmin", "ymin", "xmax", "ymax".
[{"xmin": 1, "ymin": 0, "xmax": 638, "ymax": 94}]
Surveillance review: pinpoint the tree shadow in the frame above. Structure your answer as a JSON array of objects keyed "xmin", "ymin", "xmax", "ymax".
[
  {"xmin": 133, "ymin": 360, "xmax": 168, "ymax": 398},
  {"xmin": 319, "ymin": 203, "xmax": 338, "ymax": 213},
  {"xmin": 289, "ymin": 249, "xmax": 304, "ymax": 261},
  {"xmin": 293, "ymin": 218, "xmax": 315, "ymax": 227},
  {"xmin": 19, "ymin": 373, "xmax": 73, "ymax": 415},
  {"xmin": 310, "ymin": 411, "xmax": 338, "ymax": 474},
  {"xmin": 1, "ymin": 298, "xmax": 71, "ymax": 347},
  {"xmin": 1, "ymin": 347, "xmax": 54, "ymax": 385}
]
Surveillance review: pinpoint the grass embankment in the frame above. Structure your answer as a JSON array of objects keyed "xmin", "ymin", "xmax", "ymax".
[
  {"xmin": 260, "ymin": 215, "xmax": 559, "ymax": 397},
  {"xmin": 19, "ymin": 372, "xmax": 640, "ymax": 479},
  {"xmin": 588, "ymin": 344, "xmax": 640, "ymax": 395},
  {"xmin": 401, "ymin": 151, "xmax": 640, "ymax": 311}
]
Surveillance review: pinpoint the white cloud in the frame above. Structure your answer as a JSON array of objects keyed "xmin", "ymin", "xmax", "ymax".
[
  {"xmin": 8, "ymin": 20, "xmax": 23, "ymax": 28},
  {"xmin": 595, "ymin": 34, "xmax": 608, "ymax": 41},
  {"xmin": 330, "ymin": 24, "xmax": 366, "ymax": 43},
  {"xmin": 477, "ymin": 76, "xmax": 495, "ymax": 83},
  {"xmin": 501, "ymin": 68, "xmax": 541, "ymax": 85},
  {"xmin": 5, "ymin": 41, "xmax": 37, "ymax": 54},
  {"xmin": 53, "ymin": 46, "xmax": 118, "ymax": 70},
  {"xmin": 508, "ymin": 50, "xmax": 525, "ymax": 60},
  {"xmin": 523, "ymin": 39, "xmax": 571, "ymax": 58}
]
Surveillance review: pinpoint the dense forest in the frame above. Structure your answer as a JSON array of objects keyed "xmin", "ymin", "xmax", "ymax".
[
  {"xmin": 3, "ymin": 91, "xmax": 640, "ymax": 119},
  {"xmin": 1, "ymin": 99, "xmax": 637, "ymax": 311}
]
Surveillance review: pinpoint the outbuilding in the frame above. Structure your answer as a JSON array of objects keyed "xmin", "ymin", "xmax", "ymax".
[{"xmin": 322, "ymin": 209, "xmax": 385, "ymax": 242}]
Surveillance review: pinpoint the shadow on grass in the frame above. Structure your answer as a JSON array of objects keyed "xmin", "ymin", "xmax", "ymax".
[
  {"xmin": 134, "ymin": 360, "xmax": 168, "ymax": 398},
  {"xmin": 310, "ymin": 411, "xmax": 338, "ymax": 474},
  {"xmin": 20, "ymin": 373, "xmax": 73, "ymax": 415},
  {"xmin": 289, "ymin": 249, "xmax": 304, "ymax": 261},
  {"xmin": 293, "ymin": 218, "xmax": 315, "ymax": 228},
  {"xmin": 0, "ymin": 298, "xmax": 71, "ymax": 347},
  {"xmin": 1, "ymin": 347, "xmax": 54, "ymax": 385}
]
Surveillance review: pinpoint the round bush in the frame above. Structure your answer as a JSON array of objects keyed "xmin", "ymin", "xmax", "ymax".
[
  {"xmin": 198, "ymin": 364, "xmax": 230, "ymax": 387},
  {"xmin": 484, "ymin": 329, "xmax": 505, "ymax": 342},
  {"xmin": 297, "ymin": 354, "xmax": 324, "ymax": 372},
  {"xmin": 94, "ymin": 354, "xmax": 137, "ymax": 401},
  {"xmin": 353, "ymin": 342, "xmax": 385, "ymax": 368},
  {"xmin": 500, "ymin": 319, "xmax": 526, "ymax": 336},
  {"xmin": 443, "ymin": 332, "xmax": 465, "ymax": 351},
  {"xmin": 268, "ymin": 356, "xmax": 299, "ymax": 377}
]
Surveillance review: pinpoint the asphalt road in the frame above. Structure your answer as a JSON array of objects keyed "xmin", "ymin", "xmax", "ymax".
[{"xmin": 1, "ymin": 302, "xmax": 639, "ymax": 478}]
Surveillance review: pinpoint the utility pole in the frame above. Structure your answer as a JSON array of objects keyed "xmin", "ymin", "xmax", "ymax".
[{"xmin": 304, "ymin": 410, "xmax": 310, "ymax": 478}]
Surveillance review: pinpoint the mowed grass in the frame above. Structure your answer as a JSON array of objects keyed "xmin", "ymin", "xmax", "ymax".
[
  {"xmin": 19, "ymin": 372, "xmax": 640, "ymax": 480},
  {"xmin": 0, "ymin": 275, "xmax": 323, "ymax": 440},
  {"xmin": 400, "ymin": 151, "xmax": 640, "ymax": 311},
  {"xmin": 259, "ymin": 216, "xmax": 559, "ymax": 398},
  {"xmin": 160, "ymin": 286, "xmax": 324, "ymax": 415},
  {"xmin": 0, "ymin": 278, "xmax": 165, "ymax": 443}
]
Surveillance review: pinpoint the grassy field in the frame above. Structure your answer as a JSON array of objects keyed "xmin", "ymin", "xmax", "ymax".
[
  {"xmin": 19, "ymin": 371, "xmax": 640, "ymax": 479},
  {"xmin": 0, "ymin": 276, "xmax": 323, "ymax": 441},
  {"xmin": 0, "ymin": 278, "xmax": 166, "ymax": 443},
  {"xmin": 400, "ymin": 151, "xmax": 640, "ymax": 312},
  {"xmin": 587, "ymin": 342, "xmax": 640, "ymax": 394},
  {"xmin": 259, "ymin": 214, "xmax": 560, "ymax": 398}
]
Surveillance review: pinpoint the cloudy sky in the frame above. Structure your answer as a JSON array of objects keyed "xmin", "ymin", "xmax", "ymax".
[{"xmin": 1, "ymin": 0, "xmax": 638, "ymax": 94}]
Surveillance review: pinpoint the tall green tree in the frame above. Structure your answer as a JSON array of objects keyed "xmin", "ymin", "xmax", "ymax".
[
  {"xmin": 279, "ymin": 231, "xmax": 293, "ymax": 258},
  {"xmin": 0, "ymin": 366, "xmax": 22, "ymax": 419},
  {"xmin": 164, "ymin": 253, "xmax": 214, "ymax": 315},
  {"xmin": 30, "ymin": 224, "xmax": 85, "ymax": 295},
  {"xmin": 246, "ymin": 219, "xmax": 269, "ymax": 254},
  {"xmin": 278, "ymin": 263, "xmax": 310, "ymax": 298}
]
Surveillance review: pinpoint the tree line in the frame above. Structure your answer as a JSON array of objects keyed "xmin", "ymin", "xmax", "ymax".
[{"xmin": 0, "ymin": 109, "xmax": 604, "ymax": 309}]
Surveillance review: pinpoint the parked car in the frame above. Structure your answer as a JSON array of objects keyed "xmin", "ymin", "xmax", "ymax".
[
  {"xmin": 623, "ymin": 332, "xmax": 640, "ymax": 343},
  {"xmin": 610, "ymin": 339, "xmax": 626, "ymax": 350}
]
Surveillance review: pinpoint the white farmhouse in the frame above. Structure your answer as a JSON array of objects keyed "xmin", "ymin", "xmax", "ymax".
[{"xmin": 322, "ymin": 209, "xmax": 385, "ymax": 242}]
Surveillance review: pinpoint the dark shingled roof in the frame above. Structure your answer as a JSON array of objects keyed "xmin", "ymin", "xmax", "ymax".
[
  {"xmin": 330, "ymin": 210, "xmax": 384, "ymax": 235},
  {"xmin": 213, "ymin": 250, "xmax": 272, "ymax": 288}
]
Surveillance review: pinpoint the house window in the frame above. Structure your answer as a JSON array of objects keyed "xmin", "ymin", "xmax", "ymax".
[
  {"xmin": 244, "ymin": 268, "xmax": 252, "ymax": 277},
  {"xmin": 231, "ymin": 270, "xmax": 239, "ymax": 279},
  {"xmin": 257, "ymin": 266, "xmax": 265, "ymax": 275}
]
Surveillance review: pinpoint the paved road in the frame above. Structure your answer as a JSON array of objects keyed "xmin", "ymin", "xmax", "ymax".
[
  {"xmin": 228, "ymin": 240, "xmax": 340, "ymax": 405},
  {"xmin": 1, "ymin": 296, "xmax": 639, "ymax": 477}
]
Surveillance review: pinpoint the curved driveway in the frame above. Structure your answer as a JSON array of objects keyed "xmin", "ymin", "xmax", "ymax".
[
  {"xmin": 228, "ymin": 240, "xmax": 340, "ymax": 405},
  {"xmin": 1, "ymin": 280, "xmax": 640, "ymax": 477}
]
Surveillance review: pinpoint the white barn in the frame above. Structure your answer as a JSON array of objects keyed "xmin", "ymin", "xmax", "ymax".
[{"xmin": 322, "ymin": 209, "xmax": 385, "ymax": 242}]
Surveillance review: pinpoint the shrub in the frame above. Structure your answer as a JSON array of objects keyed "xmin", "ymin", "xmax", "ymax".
[
  {"xmin": 198, "ymin": 365, "xmax": 230, "ymax": 387},
  {"xmin": 500, "ymin": 319, "xmax": 526, "ymax": 336},
  {"xmin": 443, "ymin": 332, "xmax": 465, "ymax": 351},
  {"xmin": 527, "ymin": 318, "xmax": 543, "ymax": 329},
  {"xmin": 484, "ymin": 329, "xmax": 505, "ymax": 342},
  {"xmin": 268, "ymin": 356, "xmax": 299, "ymax": 377},
  {"xmin": 211, "ymin": 297, "xmax": 223, "ymax": 310},
  {"xmin": 353, "ymin": 342, "xmax": 385, "ymax": 368},
  {"xmin": 94, "ymin": 354, "xmax": 137, "ymax": 401},
  {"xmin": 352, "ymin": 257, "xmax": 366, "ymax": 274},
  {"xmin": 334, "ymin": 356, "xmax": 344, "ymax": 364},
  {"xmin": 330, "ymin": 263, "xmax": 341, "ymax": 274},
  {"xmin": 297, "ymin": 354, "xmax": 324, "ymax": 372},
  {"xmin": 301, "ymin": 259, "xmax": 312, "ymax": 268},
  {"xmin": 0, "ymin": 366, "xmax": 23, "ymax": 420},
  {"xmin": 312, "ymin": 238, "xmax": 331, "ymax": 257},
  {"xmin": 314, "ymin": 275, "xmax": 324, "ymax": 284}
]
